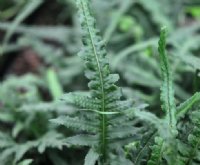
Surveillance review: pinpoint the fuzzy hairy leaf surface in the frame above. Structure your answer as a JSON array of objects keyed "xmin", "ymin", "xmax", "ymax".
[
  {"xmin": 65, "ymin": 134, "xmax": 98, "ymax": 147},
  {"xmin": 61, "ymin": 93, "xmax": 101, "ymax": 110},
  {"xmin": 158, "ymin": 27, "xmax": 177, "ymax": 133},
  {"xmin": 50, "ymin": 115, "xmax": 98, "ymax": 133}
]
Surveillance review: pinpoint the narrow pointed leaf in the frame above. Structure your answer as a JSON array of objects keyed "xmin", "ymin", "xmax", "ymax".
[{"xmin": 84, "ymin": 148, "xmax": 99, "ymax": 165}]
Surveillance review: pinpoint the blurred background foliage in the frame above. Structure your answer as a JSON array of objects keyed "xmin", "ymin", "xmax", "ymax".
[{"xmin": 0, "ymin": 0, "xmax": 200, "ymax": 164}]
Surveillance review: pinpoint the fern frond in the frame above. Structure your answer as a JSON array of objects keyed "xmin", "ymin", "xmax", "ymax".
[
  {"xmin": 158, "ymin": 27, "xmax": 177, "ymax": 132},
  {"xmin": 73, "ymin": 0, "xmax": 135, "ymax": 163},
  {"xmin": 133, "ymin": 130, "xmax": 156, "ymax": 165},
  {"xmin": 134, "ymin": 109, "xmax": 160, "ymax": 126},
  {"xmin": 147, "ymin": 137, "xmax": 164, "ymax": 165},
  {"xmin": 176, "ymin": 92, "xmax": 200, "ymax": 119},
  {"xmin": 0, "ymin": 141, "xmax": 37, "ymax": 165},
  {"xmin": 0, "ymin": 131, "xmax": 65, "ymax": 164},
  {"xmin": 14, "ymin": 141, "xmax": 37, "ymax": 163},
  {"xmin": 37, "ymin": 131, "xmax": 65, "ymax": 153},
  {"xmin": 84, "ymin": 148, "xmax": 99, "ymax": 165},
  {"xmin": 178, "ymin": 111, "xmax": 200, "ymax": 164},
  {"xmin": 50, "ymin": 0, "xmax": 144, "ymax": 164}
]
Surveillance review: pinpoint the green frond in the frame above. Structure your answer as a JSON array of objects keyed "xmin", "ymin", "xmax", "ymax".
[
  {"xmin": 133, "ymin": 131, "xmax": 156, "ymax": 165},
  {"xmin": 0, "ymin": 131, "xmax": 65, "ymax": 164},
  {"xmin": 158, "ymin": 27, "xmax": 177, "ymax": 134},
  {"xmin": 134, "ymin": 109, "xmax": 160, "ymax": 126},
  {"xmin": 37, "ymin": 131, "xmax": 65, "ymax": 153},
  {"xmin": 0, "ymin": 147, "xmax": 17, "ymax": 164},
  {"xmin": 84, "ymin": 148, "xmax": 99, "ymax": 165},
  {"xmin": 147, "ymin": 137, "xmax": 164, "ymax": 165},
  {"xmin": 49, "ymin": 0, "xmax": 145, "ymax": 164},
  {"xmin": 76, "ymin": 0, "xmax": 121, "ymax": 102},
  {"xmin": 0, "ymin": 141, "xmax": 37, "ymax": 165},
  {"xmin": 65, "ymin": 135, "xmax": 98, "ymax": 147},
  {"xmin": 176, "ymin": 92, "xmax": 200, "ymax": 119},
  {"xmin": 178, "ymin": 111, "xmax": 200, "ymax": 164},
  {"xmin": 14, "ymin": 142, "xmax": 37, "ymax": 163},
  {"xmin": 50, "ymin": 116, "xmax": 98, "ymax": 133},
  {"xmin": 73, "ymin": 0, "xmax": 131, "ymax": 162}
]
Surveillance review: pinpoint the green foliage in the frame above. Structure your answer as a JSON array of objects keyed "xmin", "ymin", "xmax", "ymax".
[
  {"xmin": 134, "ymin": 27, "xmax": 200, "ymax": 165},
  {"xmin": 147, "ymin": 137, "xmax": 164, "ymax": 165},
  {"xmin": 176, "ymin": 92, "xmax": 200, "ymax": 119},
  {"xmin": 0, "ymin": 130, "xmax": 65, "ymax": 164},
  {"xmin": 0, "ymin": 0, "xmax": 200, "ymax": 164},
  {"xmin": 178, "ymin": 111, "xmax": 200, "ymax": 164},
  {"xmin": 50, "ymin": 1, "xmax": 200, "ymax": 165},
  {"xmin": 186, "ymin": 6, "xmax": 200, "ymax": 19},
  {"xmin": 138, "ymin": 0, "xmax": 174, "ymax": 30},
  {"xmin": 1, "ymin": 0, "xmax": 43, "ymax": 55},
  {"xmin": 51, "ymin": 0, "xmax": 144, "ymax": 164},
  {"xmin": 0, "ymin": 75, "xmax": 69, "ymax": 164}
]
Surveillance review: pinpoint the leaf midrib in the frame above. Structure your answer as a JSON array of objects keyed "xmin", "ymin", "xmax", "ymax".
[{"xmin": 80, "ymin": 0, "xmax": 107, "ymax": 161}]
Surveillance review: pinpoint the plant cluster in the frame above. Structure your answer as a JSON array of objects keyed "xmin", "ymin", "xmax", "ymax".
[
  {"xmin": 50, "ymin": 0, "xmax": 200, "ymax": 164},
  {"xmin": 0, "ymin": 0, "xmax": 200, "ymax": 164}
]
